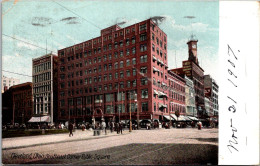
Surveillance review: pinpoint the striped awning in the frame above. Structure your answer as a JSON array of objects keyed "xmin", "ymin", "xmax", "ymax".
[
  {"xmin": 158, "ymin": 91, "xmax": 167, "ymax": 98},
  {"xmin": 153, "ymin": 90, "xmax": 159, "ymax": 95},
  {"xmin": 28, "ymin": 116, "xmax": 50, "ymax": 123}
]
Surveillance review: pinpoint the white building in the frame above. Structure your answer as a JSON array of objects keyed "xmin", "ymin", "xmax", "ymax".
[
  {"xmin": 31, "ymin": 53, "xmax": 58, "ymax": 124},
  {"xmin": 1, "ymin": 76, "xmax": 20, "ymax": 93},
  {"xmin": 184, "ymin": 76, "xmax": 197, "ymax": 117}
]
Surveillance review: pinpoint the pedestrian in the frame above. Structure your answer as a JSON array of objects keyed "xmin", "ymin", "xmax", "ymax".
[
  {"xmin": 69, "ymin": 122, "xmax": 74, "ymax": 137},
  {"xmin": 109, "ymin": 122, "xmax": 113, "ymax": 133},
  {"xmin": 102, "ymin": 121, "xmax": 107, "ymax": 135},
  {"xmin": 116, "ymin": 123, "xmax": 120, "ymax": 134},
  {"xmin": 119, "ymin": 122, "xmax": 123, "ymax": 134}
]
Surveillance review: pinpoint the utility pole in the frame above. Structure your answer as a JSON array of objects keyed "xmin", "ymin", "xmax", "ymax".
[{"xmin": 136, "ymin": 93, "xmax": 139, "ymax": 129}]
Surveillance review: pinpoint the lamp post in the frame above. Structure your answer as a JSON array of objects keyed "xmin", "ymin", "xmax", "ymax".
[
  {"xmin": 129, "ymin": 91, "xmax": 132, "ymax": 132},
  {"xmin": 135, "ymin": 93, "xmax": 139, "ymax": 129}
]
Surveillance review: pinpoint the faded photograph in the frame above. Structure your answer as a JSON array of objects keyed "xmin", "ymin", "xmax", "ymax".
[{"xmin": 2, "ymin": 1, "xmax": 219, "ymax": 165}]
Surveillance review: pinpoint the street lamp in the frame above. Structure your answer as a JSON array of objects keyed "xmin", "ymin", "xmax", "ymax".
[
  {"xmin": 129, "ymin": 91, "xmax": 132, "ymax": 132},
  {"xmin": 135, "ymin": 93, "xmax": 139, "ymax": 129}
]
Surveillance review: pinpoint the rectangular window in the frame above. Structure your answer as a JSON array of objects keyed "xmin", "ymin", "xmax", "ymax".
[
  {"xmin": 140, "ymin": 44, "xmax": 147, "ymax": 52},
  {"xmin": 132, "ymin": 69, "xmax": 136, "ymax": 76},
  {"xmin": 142, "ymin": 102, "xmax": 148, "ymax": 112},
  {"xmin": 86, "ymin": 96, "xmax": 92, "ymax": 104},
  {"xmin": 141, "ymin": 77, "xmax": 148, "ymax": 85},
  {"xmin": 141, "ymin": 89, "xmax": 148, "ymax": 98},
  {"xmin": 140, "ymin": 33, "xmax": 147, "ymax": 41},
  {"xmin": 105, "ymin": 93, "xmax": 114, "ymax": 102},
  {"xmin": 139, "ymin": 24, "xmax": 146, "ymax": 31},
  {"xmin": 140, "ymin": 55, "xmax": 147, "ymax": 63},
  {"xmin": 126, "ymin": 70, "xmax": 130, "ymax": 77},
  {"xmin": 106, "ymin": 105, "xmax": 114, "ymax": 114}
]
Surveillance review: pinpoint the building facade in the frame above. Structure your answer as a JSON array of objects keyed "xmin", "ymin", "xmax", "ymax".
[
  {"xmin": 204, "ymin": 96, "xmax": 213, "ymax": 117},
  {"xmin": 204, "ymin": 74, "xmax": 219, "ymax": 117},
  {"xmin": 1, "ymin": 76, "xmax": 20, "ymax": 93},
  {"xmin": 184, "ymin": 76, "xmax": 196, "ymax": 117},
  {"xmin": 32, "ymin": 53, "xmax": 58, "ymax": 124},
  {"xmin": 57, "ymin": 19, "xmax": 185, "ymax": 124},
  {"xmin": 171, "ymin": 38, "xmax": 205, "ymax": 117},
  {"xmin": 11, "ymin": 82, "xmax": 33, "ymax": 124},
  {"xmin": 167, "ymin": 71, "xmax": 186, "ymax": 118}
]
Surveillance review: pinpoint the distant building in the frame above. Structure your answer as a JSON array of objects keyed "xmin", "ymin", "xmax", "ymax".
[
  {"xmin": 7, "ymin": 82, "xmax": 33, "ymax": 124},
  {"xmin": 204, "ymin": 74, "xmax": 219, "ymax": 117},
  {"xmin": 1, "ymin": 76, "xmax": 20, "ymax": 93},
  {"xmin": 184, "ymin": 76, "xmax": 197, "ymax": 117},
  {"xmin": 2, "ymin": 88, "xmax": 13, "ymax": 124},
  {"xmin": 204, "ymin": 96, "xmax": 213, "ymax": 117},
  {"xmin": 171, "ymin": 37, "xmax": 205, "ymax": 117},
  {"xmin": 31, "ymin": 53, "xmax": 58, "ymax": 124}
]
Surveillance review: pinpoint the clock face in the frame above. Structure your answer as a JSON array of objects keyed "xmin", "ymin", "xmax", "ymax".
[{"xmin": 192, "ymin": 44, "xmax": 196, "ymax": 49}]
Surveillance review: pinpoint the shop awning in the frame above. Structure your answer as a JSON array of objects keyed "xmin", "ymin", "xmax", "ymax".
[
  {"xmin": 183, "ymin": 116, "xmax": 192, "ymax": 121},
  {"xmin": 170, "ymin": 114, "xmax": 177, "ymax": 120},
  {"xmin": 178, "ymin": 115, "xmax": 186, "ymax": 121},
  {"xmin": 170, "ymin": 114, "xmax": 186, "ymax": 121},
  {"xmin": 163, "ymin": 115, "xmax": 173, "ymax": 120},
  {"xmin": 28, "ymin": 116, "xmax": 50, "ymax": 123},
  {"xmin": 188, "ymin": 116, "xmax": 199, "ymax": 121}
]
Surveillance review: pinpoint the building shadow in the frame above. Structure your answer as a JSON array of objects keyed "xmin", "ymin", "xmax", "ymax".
[{"xmin": 23, "ymin": 143, "xmax": 218, "ymax": 165}]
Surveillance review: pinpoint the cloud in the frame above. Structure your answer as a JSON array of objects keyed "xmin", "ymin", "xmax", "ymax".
[{"xmin": 160, "ymin": 15, "xmax": 217, "ymax": 33}]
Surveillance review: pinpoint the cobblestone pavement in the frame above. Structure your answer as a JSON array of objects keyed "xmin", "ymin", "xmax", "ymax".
[{"xmin": 2, "ymin": 128, "xmax": 218, "ymax": 164}]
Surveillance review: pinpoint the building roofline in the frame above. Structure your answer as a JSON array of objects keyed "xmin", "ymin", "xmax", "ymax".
[{"xmin": 32, "ymin": 53, "xmax": 57, "ymax": 61}]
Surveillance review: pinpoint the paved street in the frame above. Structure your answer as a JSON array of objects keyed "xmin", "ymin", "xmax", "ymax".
[{"xmin": 2, "ymin": 128, "xmax": 218, "ymax": 165}]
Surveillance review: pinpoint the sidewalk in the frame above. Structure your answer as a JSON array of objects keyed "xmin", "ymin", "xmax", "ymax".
[{"xmin": 2, "ymin": 129, "xmax": 129, "ymax": 150}]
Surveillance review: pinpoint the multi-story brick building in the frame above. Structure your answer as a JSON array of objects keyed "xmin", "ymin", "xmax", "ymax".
[
  {"xmin": 31, "ymin": 53, "xmax": 58, "ymax": 124},
  {"xmin": 204, "ymin": 74, "xmax": 219, "ymax": 117},
  {"xmin": 167, "ymin": 71, "xmax": 186, "ymax": 119},
  {"xmin": 1, "ymin": 75, "xmax": 20, "ymax": 93},
  {"xmin": 57, "ymin": 19, "xmax": 185, "ymax": 125},
  {"xmin": 11, "ymin": 82, "xmax": 33, "ymax": 124},
  {"xmin": 171, "ymin": 37, "xmax": 205, "ymax": 118}
]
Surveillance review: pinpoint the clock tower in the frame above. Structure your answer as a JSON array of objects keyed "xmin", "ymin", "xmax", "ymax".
[{"xmin": 187, "ymin": 39, "xmax": 199, "ymax": 65}]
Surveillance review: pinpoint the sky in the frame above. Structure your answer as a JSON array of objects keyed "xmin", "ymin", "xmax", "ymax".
[{"xmin": 2, "ymin": 0, "xmax": 219, "ymax": 83}]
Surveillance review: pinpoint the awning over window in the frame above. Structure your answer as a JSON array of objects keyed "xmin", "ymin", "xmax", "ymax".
[
  {"xmin": 162, "ymin": 82, "xmax": 167, "ymax": 86},
  {"xmin": 170, "ymin": 114, "xmax": 187, "ymax": 121},
  {"xmin": 159, "ymin": 104, "xmax": 167, "ymax": 109},
  {"xmin": 163, "ymin": 115, "xmax": 173, "ymax": 120},
  {"xmin": 28, "ymin": 116, "xmax": 50, "ymax": 123},
  {"xmin": 153, "ymin": 67, "xmax": 159, "ymax": 72},
  {"xmin": 153, "ymin": 56, "xmax": 157, "ymax": 61},
  {"xmin": 158, "ymin": 91, "xmax": 168, "ymax": 98},
  {"xmin": 170, "ymin": 114, "xmax": 177, "ymax": 120},
  {"xmin": 153, "ymin": 90, "xmax": 159, "ymax": 95}
]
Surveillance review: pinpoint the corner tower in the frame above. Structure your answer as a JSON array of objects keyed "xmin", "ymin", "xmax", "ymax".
[{"xmin": 187, "ymin": 35, "xmax": 199, "ymax": 65}]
